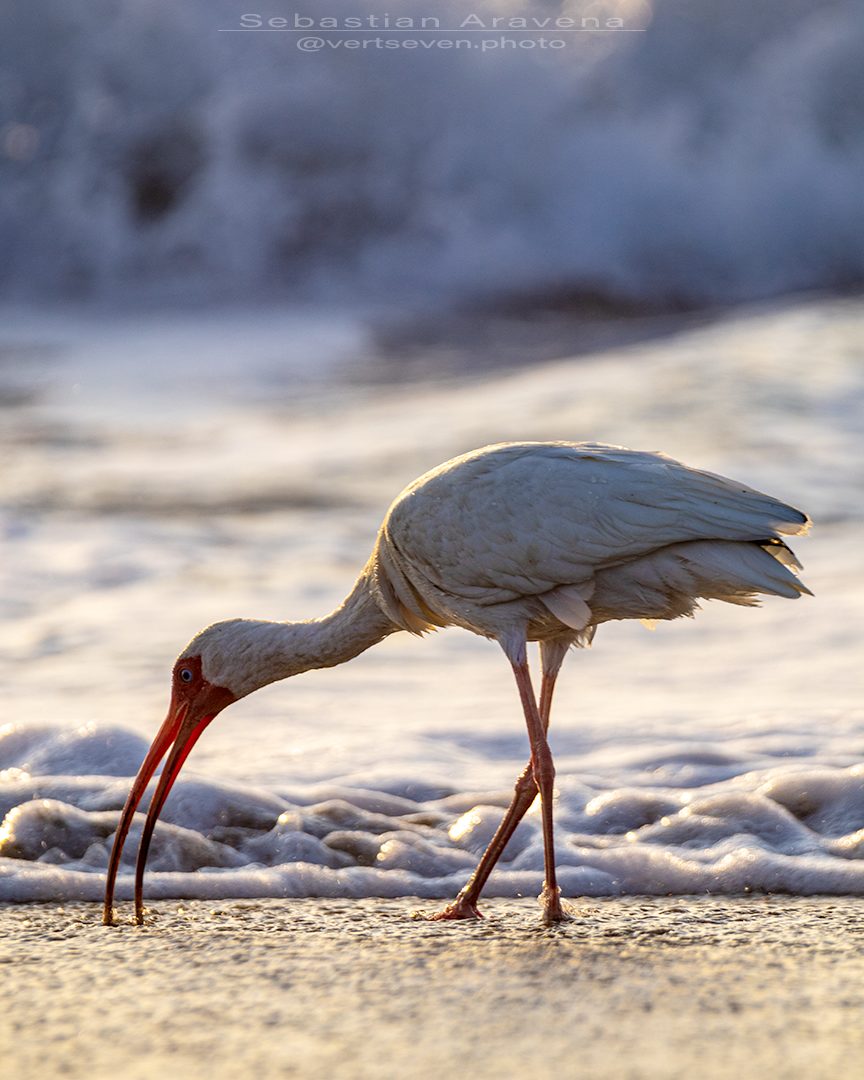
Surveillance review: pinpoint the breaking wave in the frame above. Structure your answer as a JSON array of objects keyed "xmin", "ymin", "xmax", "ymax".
[{"xmin": 2, "ymin": 0, "xmax": 863, "ymax": 306}]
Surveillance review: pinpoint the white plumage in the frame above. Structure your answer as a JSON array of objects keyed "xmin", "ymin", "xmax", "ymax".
[
  {"xmin": 373, "ymin": 442, "xmax": 810, "ymax": 645},
  {"xmin": 103, "ymin": 441, "xmax": 811, "ymax": 926}
]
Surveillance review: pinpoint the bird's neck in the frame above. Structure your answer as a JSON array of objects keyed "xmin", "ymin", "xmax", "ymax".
[
  {"xmin": 228, "ymin": 570, "xmax": 398, "ymax": 696},
  {"xmin": 293, "ymin": 570, "xmax": 398, "ymax": 673}
]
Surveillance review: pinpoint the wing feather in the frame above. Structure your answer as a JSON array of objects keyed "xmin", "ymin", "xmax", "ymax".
[{"xmin": 382, "ymin": 442, "xmax": 810, "ymax": 606}]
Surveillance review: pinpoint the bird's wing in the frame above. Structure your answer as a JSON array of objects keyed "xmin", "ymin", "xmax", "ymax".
[{"xmin": 383, "ymin": 442, "xmax": 809, "ymax": 606}]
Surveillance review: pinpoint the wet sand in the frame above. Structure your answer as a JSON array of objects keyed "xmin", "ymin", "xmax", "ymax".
[{"xmin": 3, "ymin": 897, "xmax": 864, "ymax": 1079}]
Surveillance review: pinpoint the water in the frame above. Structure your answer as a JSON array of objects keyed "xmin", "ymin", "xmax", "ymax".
[
  {"xmin": 2, "ymin": 0, "xmax": 863, "ymax": 307},
  {"xmin": 1, "ymin": 294, "xmax": 863, "ymax": 903}
]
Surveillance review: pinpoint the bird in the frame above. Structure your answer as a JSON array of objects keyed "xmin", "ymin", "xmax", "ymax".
[{"xmin": 102, "ymin": 441, "xmax": 811, "ymax": 927}]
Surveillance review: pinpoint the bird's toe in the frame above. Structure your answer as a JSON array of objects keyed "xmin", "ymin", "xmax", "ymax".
[{"xmin": 415, "ymin": 897, "xmax": 484, "ymax": 922}]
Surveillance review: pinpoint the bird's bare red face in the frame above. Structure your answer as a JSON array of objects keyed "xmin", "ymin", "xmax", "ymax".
[{"xmin": 103, "ymin": 655, "xmax": 236, "ymax": 925}]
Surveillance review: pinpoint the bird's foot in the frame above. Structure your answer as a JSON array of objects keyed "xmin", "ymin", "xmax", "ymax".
[
  {"xmin": 540, "ymin": 885, "xmax": 575, "ymax": 926},
  {"xmin": 416, "ymin": 895, "xmax": 484, "ymax": 921}
]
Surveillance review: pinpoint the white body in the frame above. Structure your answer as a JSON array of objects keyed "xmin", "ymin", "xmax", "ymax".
[{"xmin": 371, "ymin": 441, "xmax": 810, "ymax": 649}]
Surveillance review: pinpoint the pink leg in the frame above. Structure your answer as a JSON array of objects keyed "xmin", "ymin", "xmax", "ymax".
[
  {"xmin": 511, "ymin": 655, "xmax": 569, "ymax": 924},
  {"xmin": 427, "ymin": 640, "xmax": 569, "ymax": 923}
]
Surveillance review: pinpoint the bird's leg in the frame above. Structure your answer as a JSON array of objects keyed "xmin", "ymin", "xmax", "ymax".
[
  {"xmin": 426, "ymin": 640, "xmax": 568, "ymax": 923},
  {"xmin": 510, "ymin": 653, "xmax": 570, "ymax": 925}
]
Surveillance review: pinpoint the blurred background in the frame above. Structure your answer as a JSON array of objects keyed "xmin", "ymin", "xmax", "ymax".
[
  {"xmin": 2, "ymin": 0, "xmax": 863, "ymax": 307},
  {"xmin": 1, "ymin": 0, "xmax": 863, "ymax": 900}
]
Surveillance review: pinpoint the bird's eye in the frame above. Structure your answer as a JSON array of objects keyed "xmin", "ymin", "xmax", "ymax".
[{"xmin": 179, "ymin": 668, "xmax": 194, "ymax": 684}]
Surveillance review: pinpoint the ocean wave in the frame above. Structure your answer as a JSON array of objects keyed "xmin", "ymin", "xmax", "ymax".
[{"xmin": 2, "ymin": 0, "xmax": 863, "ymax": 306}]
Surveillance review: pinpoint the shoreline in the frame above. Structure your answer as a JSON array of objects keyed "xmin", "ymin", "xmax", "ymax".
[{"xmin": 4, "ymin": 896, "xmax": 864, "ymax": 1079}]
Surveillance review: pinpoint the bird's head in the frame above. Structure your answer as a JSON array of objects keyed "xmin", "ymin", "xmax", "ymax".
[{"xmin": 103, "ymin": 618, "xmax": 289, "ymax": 925}]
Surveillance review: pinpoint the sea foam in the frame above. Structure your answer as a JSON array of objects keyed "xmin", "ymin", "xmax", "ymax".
[{"xmin": 4, "ymin": 722, "xmax": 864, "ymax": 905}]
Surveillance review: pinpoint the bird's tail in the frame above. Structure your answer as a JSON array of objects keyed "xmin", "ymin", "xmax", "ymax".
[{"xmin": 678, "ymin": 538, "xmax": 813, "ymax": 605}]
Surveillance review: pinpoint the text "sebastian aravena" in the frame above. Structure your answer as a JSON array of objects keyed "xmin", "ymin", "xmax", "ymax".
[{"xmin": 239, "ymin": 13, "xmax": 629, "ymax": 30}]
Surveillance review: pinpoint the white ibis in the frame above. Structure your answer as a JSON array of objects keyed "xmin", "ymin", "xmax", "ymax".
[{"xmin": 103, "ymin": 442, "xmax": 811, "ymax": 926}]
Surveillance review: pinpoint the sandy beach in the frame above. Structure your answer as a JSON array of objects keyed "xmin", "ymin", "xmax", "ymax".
[{"xmin": 4, "ymin": 896, "xmax": 864, "ymax": 1079}]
